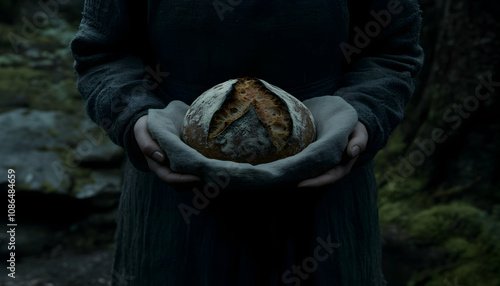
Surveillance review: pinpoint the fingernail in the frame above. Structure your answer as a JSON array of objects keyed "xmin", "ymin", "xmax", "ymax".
[
  {"xmin": 152, "ymin": 151, "xmax": 164, "ymax": 163},
  {"xmin": 351, "ymin": 145, "xmax": 360, "ymax": 158}
]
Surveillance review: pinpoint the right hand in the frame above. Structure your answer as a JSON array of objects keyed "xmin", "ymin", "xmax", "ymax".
[
  {"xmin": 296, "ymin": 121, "xmax": 368, "ymax": 188},
  {"xmin": 134, "ymin": 115, "xmax": 202, "ymax": 185}
]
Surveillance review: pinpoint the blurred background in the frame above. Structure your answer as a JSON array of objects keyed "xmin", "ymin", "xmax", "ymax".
[{"xmin": 0, "ymin": 0, "xmax": 499, "ymax": 285}]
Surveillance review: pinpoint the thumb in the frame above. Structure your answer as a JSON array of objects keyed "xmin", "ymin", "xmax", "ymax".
[
  {"xmin": 347, "ymin": 122, "xmax": 368, "ymax": 158},
  {"xmin": 134, "ymin": 115, "xmax": 166, "ymax": 164}
]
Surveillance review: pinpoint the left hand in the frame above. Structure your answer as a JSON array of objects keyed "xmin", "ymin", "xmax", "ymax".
[
  {"xmin": 297, "ymin": 121, "xmax": 368, "ymax": 188},
  {"xmin": 134, "ymin": 115, "xmax": 202, "ymax": 186}
]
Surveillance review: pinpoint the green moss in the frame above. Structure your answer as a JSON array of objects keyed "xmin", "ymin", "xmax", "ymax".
[
  {"xmin": 374, "ymin": 130, "xmax": 408, "ymax": 182},
  {"xmin": 0, "ymin": 66, "xmax": 83, "ymax": 113},
  {"xmin": 377, "ymin": 169, "xmax": 431, "ymax": 207},
  {"xmin": 409, "ymin": 203, "xmax": 484, "ymax": 245},
  {"xmin": 0, "ymin": 66, "xmax": 49, "ymax": 91},
  {"xmin": 378, "ymin": 201, "xmax": 412, "ymax": 227},
  {"xmin": 53, "ymin": 78, "xmax": 82, "ymax": 102},
  {"xmin": 0, "ymin": 53, "xmax": 25, "ymax": 67},
  {"xmin": 41, "ymin": 181, "xmax": 58, "ymax": 194},
  {"xmin": 0, "ymin": 24, "xmax": 13, "ymax": 52},
  {"xmin": 72, "ymin": 168, "xmax": 95, "ymax": 196},
  {"xmin": 409, "ymin": 261, "xmax": 499, "ymax": 286},
  {"xmin": 443, "ymin": 237, "xmax": 478, "ymax": 258},
  {"xmin": 380, "ymin": 130, "xmax": 408, "ymax": 156},
  {"xmin": 403, "ymin": 201, "xmax": 500, "ymax": 286},
  {"xmin": 47, "ymin": 128, "xmax": 58, "ymax": 137},
  {"xmin": 407, "ymin": 241, "xmax": 500, "ymax": 286},
  {"xmin": 17, "ymin": 182, "xmax": 32, "ymax": 191}
]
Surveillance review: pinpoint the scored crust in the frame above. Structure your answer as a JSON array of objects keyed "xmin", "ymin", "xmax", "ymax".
[
  {"xmin": 181, "ymin": 77, "xmax": 316, "ymax": 165},
  {"xmin": 208, "ymin": 77, "xmax": 292, "ymax": 151}
]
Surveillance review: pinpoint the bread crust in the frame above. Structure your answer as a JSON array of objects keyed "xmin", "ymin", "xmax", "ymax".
[{"xmin": 181, "ymin": 78, "xmax": 316, "ymax": 165}]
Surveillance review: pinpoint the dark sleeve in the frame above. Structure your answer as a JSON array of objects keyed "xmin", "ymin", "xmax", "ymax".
[
  {"xmin": 336, "ymin": 0, "xmax": 424, "ymax": 164},
  {"xmin": 70, "ymin": 0, "xmax": 167, "ymax": 171}
]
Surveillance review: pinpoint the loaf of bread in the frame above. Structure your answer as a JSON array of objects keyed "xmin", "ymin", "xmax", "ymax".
[{"xmin": 181, "ymin": 77, "xmax": 316, "ymax": 165}]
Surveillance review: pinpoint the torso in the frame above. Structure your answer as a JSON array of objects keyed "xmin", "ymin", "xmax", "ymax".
[{"xmin": 147, "ymin": 0, "xmax": 350, "ymax": 101}]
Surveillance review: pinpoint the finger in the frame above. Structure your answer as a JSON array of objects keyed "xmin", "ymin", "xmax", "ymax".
[
  {"xmin": 347, "ymin": 122, "xmax": 368, "ymax": 158},
  {"xmin": 147, "ymin": 158, "xmax": 202, "ymax": 184},
  {"xmin": 134, "ymin": 116, "xmax": 165, "ymax": 163},
  {"xmin": 297, "ymin": 167, "xmax": 345, "ymax": 188},
  {"xmin": 146, "ymin": 157, "xmax": 202, "ymax": 184},
  {"xmin": 297, "ymin": 157, "xmax": 358, "ymax": 188}
]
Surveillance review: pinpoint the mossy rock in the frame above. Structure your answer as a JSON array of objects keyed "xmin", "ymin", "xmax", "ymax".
[
  {"xmin": 378, "ymin": 201, "xmax": 413, "ymax": 227},
  {"xmin": 403, "ymin": 202, "xmax": 500, "ymax": 286},
  {"xmin": 408, "ymin": 259, "xmax": 499, "ymax": 286},
  {"xmin": 409, "ymin": 203, "xmax": 484, "ymax": 245},
  {"xmin": 72, "ymin": 168, "xmax": 96, "ymax": 196},
  {"xmin": 0, "ymin": 66, "xmax": 83, "ymax": 113},
  {"xmin": 443, "ymin": 237, "xmax": 477, "ymax": 259}
]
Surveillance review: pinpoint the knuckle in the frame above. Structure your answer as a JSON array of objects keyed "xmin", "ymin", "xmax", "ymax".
[{"xmin": 141, "ymin": 142, "xmax": 157, "ymax": 155}]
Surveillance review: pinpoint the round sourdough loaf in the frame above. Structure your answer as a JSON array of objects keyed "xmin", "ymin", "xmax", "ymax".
[{"xmin": 181, "ymin": 77, "xmax": 316, "ymax": 165}]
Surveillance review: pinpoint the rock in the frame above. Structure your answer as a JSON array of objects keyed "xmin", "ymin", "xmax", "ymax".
[
  {"xmin": 79, "ymin": 140, "xmax": 124, "ymax": 164},
  {"xmin": 28, "ymin": 59, "xmax": 56, "ymax": 69},
  {"xmin": 77, "ymin": 118, "xmax": 124, "ymax": 165},
  {"xmin": 0, "ymin": 109, "xmax": 79, "ymax": 193},
  {"xmin": 0, "ymin": 53, "xmax": 25, "ymax": 67},
  {"xmin": 25, "ymin": 48, "xmax": 41, "ymax": 59},
  {"xmin": 0, "ymin": 108, "xmax": 123, "ymax": 194},
  {"xmin": 0, "ymin": 108, "xmax": 81, "ymax": 150},
  {"xmin": 75, "ymin": 169, "xmax": 122, "ymax": 200},
  {"xmin": 3, "ymin": 150, "xmax": 72, "ymax": 193},
  {"xmin": 40, "ymin": 17, "xmax": 80, "ymax": 47},
  {"xmin": 0, "ymin": 93, "xmax": 30, "ymax": 111}
]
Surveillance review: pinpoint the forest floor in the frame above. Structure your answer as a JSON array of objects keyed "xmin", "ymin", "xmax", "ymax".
[{"xmin": 0, "ymin": 245, "xmax": 114, "ymax": 286}]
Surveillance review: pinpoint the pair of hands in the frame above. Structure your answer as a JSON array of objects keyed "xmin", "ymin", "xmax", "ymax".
[{"xmin": 134, "ymin": 115, "xmax": 368, "ymax": 189}]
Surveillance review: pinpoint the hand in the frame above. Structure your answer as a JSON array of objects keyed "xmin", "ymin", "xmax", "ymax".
[
  {"xmin": 134, "ymin": 115, "xmax": 202, "ymax": 185},
  {"xmin": 297, "ymin": 121, "xmax": 368, "ymax": 188}
]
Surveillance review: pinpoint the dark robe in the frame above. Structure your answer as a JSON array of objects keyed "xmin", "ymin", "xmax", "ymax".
[{"xmin": 70, "ymin": 0, "xmax": 424, "ymax": 285}]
